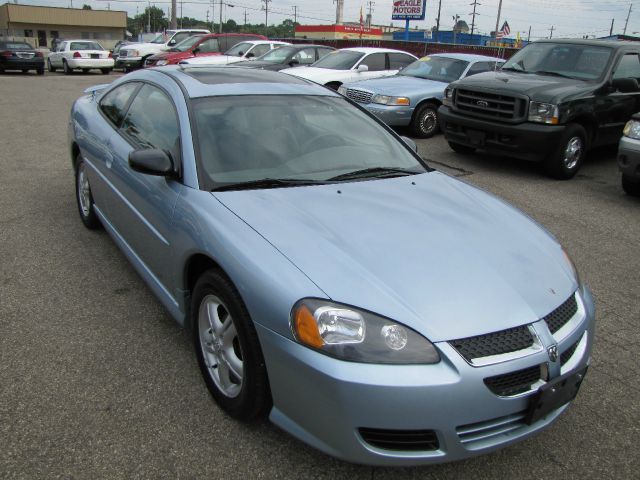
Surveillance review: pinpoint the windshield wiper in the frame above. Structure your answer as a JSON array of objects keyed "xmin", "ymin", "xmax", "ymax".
[
  {"xmin": 328, "ymin": 167, "xmax": 421, "ymax": 181},
  {"xmin": 212, "ymin": 178, "xmax": 326, "ymax": 192},
  {"xmin": 533, "ymin": 70, "xmax": 576, "ymax": 79}
]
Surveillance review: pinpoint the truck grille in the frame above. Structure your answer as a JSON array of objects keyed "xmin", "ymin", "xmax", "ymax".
[
  {"xmin": 343, "ymin": 88, "xmax": 373, "ymax": 104},
  {"xmin": 455, "ymin": 89, "xmax": 526, "ymax": 121}
]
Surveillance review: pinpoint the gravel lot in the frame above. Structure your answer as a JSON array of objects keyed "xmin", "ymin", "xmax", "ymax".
[{"xmin": 1, "ymin": 71, "xmax": 638, "ymax": 479}]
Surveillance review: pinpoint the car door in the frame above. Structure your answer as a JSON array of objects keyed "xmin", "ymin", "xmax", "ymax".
[
  {"xmin": 350, "ymin": 52, "xmax": 388, "ymax": 82},
  {"xmin": 603, "ymin": 51, "xmax": 640, "ymax": 143},
  {"xmin": 51, "ymin": 42, "xmax": 65, "ymax": 66},
  {"xmin": 464, "ymin": 61, "xmax": 494, "ymax": 77},
  {"xmin": 292, "ymin": 47, "xmax": 316, "ymax": 66},
  {"xmin": 246, "ymin": 43, "xmax": 271, "ymax": 59},
  {"xmin": 106, "ymin": 83, "xmax": 182, "ymax": 288}
]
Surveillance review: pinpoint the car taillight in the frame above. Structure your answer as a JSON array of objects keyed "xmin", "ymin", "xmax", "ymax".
[
  {"xmin": 35, "ymin": 51, "xmax": 43, "ymax": 57},
  {"xmin": 0, "ymin": 50, "xmax": 12, "ymax": 58},
  {"xmin": 73, "ymin": 51, "xmax": 82, "ymax": 58},
  {"xmin": 108, "ymin": 52, "xmax": 113, "ymax": 58}
]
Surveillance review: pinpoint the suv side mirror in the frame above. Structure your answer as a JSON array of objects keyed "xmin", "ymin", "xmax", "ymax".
[
  {"xmin": 611, "ymin": 77, "xmax": 639, "ymax": 93},
  {"xmin": 357, "ymin": 64, "xmax": 369, "ymax": 72},
  {"xmin": 129, "ymin": 149, "xmax": 174, "ymax": 176}
]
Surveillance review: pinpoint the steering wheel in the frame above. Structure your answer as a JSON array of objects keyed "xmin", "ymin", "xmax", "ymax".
[{"xmin": 301, "ymin": 134, "xmax": 346, "ymax": 152}]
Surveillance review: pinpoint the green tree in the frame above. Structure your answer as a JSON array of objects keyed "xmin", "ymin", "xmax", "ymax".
[{"xmin": 82, "ymin": 4, "xmax": 92, "ymax": 9}]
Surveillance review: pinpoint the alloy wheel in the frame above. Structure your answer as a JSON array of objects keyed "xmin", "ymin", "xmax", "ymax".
[{"xmin": 563, "ymin": 136, "xmax": 583, "ymax": 170}]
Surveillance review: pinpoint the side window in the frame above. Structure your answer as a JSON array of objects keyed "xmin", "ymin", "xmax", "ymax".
[
  {"xmin": 121, "ymin": 85, "xmax": 180, "ymax": 160},
  {"xmin": 389, "ymin": 53, "xmax": 415, "ymax": 70},
  {"xmin": 360, "ymin": 53, "xmax": 386, "ymax": 71},
  {"xmin": 58, "ymin": 42, "xmax": 67, "ymax": 52},
  {"xmin": 613, "ymin": 53, "xmax": 640, "ymax": 80},
  {"xmin": 317, "ymin": 48, "xmax": 333, "ymax": 60},
  {"xmin": 99, "ymin": 82, "xmax": 139, "ymax": 127},
  {"xmin": 293, "ymin": 48, "xmax": 316, "ymax": 65},
  {"xmin": 465, "ymin": 62, "xmax": 492, "ymax": 77},
  {"xmin": 249, "ymin": 44, "xmax": 270, "ymax": 58},
  {"xmin": 198, "ymin": 38, "xmax": 220, "ymax": 53},
  {"xmin": 171, "ymin": 32, "xmax": 190, "ymax": 45}
]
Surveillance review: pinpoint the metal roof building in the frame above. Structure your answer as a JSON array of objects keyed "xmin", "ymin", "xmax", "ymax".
[{"xmin": 0, "ymin": 3, "xmax": 127, "ymax": 49}]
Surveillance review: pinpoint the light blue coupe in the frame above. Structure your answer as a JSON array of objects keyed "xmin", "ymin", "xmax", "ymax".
[
  {"xmin": 69, "ymin": 66, "xmax": 594, "ymax": 466},
  {"xmin": 339, "ymin": 53, "xmax": 504, "ymax": 138}
]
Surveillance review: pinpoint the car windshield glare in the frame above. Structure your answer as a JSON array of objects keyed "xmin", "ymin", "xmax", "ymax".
[
  {"xmin": 174, "ymin": 35, "xmax": 205, "ymax": 51},
  {"xmin": 502, "ymin": 43, "xmax": 612, "ymax": 80},
  {"xmin": 311, "ymin": 51, "xmax": 365, "ymax": 70},
  {"xmin": 70, "ymin": 42, "xmax": 103, "ymax": 51},
  {"xmin": 193, "ymin": 95, "xmax": 426, "ymax": 189},
  {"xmin": 225, "ymin": 42, "xmax": 252, "ymax": 56},
  {"xmin": 399, "ymin": 57, "xmax": 469, "ymax": 82},
  {"xmin": 259, "ymin": 46, "xmax": 296, "ymax": 62}
]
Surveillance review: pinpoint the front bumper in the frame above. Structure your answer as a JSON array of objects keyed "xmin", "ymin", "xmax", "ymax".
[
  {"xmin": 257, "ymin": 285, "xmax": 595, "ymax": 466},
  {"xmin": 117, "ymin": 57, "xmax": 144, "ymax": 68},
  {"xmin": 618, "ymin": 135, "xmax": 640, "ymax": 180},
  {"xmin": 438, "ymin": 106, "xmax": 566, "ymax": 162},
  {"xmin": 362, "ymin": 103, "xmax": 414, "ymax": 127},
  {"xmin": 67, "ymin": 58, "xmax": 114, "ymax": 69},
  {"xmin": 0, "ymin": 57, "xmax": 44, "ymax": 70}
]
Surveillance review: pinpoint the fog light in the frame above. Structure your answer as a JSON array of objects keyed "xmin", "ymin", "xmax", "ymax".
[{"xmin": 381, "ymin": 324, "xmax": 408, "ymax": 350}]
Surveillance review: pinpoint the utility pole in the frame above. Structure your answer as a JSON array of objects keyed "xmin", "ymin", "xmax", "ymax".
[
  {"xmin": 262, "ymin": 0, "xmax": 271, "ymax": 27},
  {"xmin": 610, "ymin": 18, "xmax": 614, "ymax": 36},
  {"xmin": 453, "ymin": 14, "xmax": 460, "ymax": 44},
  {"xmin": 219, "ymin": 0, "xmax": 223, "ymax": 33},
  {"xmin": 549, "ymin": 25, "xmax": 555, "ymax": 38},
  {"xmin": 470, "ymin": 0, "xmax": 480, "ymax": 42},
  {"xmin": 527, "ymin": 25, "xmax": 531, "ymax": 42},
  {"xmin": 211, "ymin": 0, "xmax": 215, "ymax": 32},
  {"xmin": 494, "ymin": 0, "xmax": 503, "ymax": 41},
  {"xmin": 171, "ymin": 0, "xmax": 177, "ymax": 29},
  {"xmin": 180, "ymin": 0, "xmax": 183, "ymax": 28},
  {"xmin": 292, "ymin": 5, "xmax": 298, "ymax": 36},
  {"xmin": 367, "ymin": 1, "xmax": 375, "ymax": 28},
  {"xmin": 435, "ymin": 0, "xmax": 442, "ymax": 42},
  {"xmin": 243, "ymin": 9, "xmax": 247, "ymax": 28},
  {"xmin": 623, "ymin": 4, "xmax": 632, "ymax": 35},
  {"xmin": 147, "ymin": 1, "xmax": 151, "ymax": 33}
]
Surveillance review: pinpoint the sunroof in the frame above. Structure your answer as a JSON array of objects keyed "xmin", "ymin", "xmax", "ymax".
[{"xmin": 181, "ymin": 67, "xmax": 309, "ymax": 86}]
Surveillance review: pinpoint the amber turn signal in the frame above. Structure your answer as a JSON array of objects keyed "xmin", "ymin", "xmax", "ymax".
[{"xmin": 294, "ymin": 305, "xmax": 324, "ymax": 349}]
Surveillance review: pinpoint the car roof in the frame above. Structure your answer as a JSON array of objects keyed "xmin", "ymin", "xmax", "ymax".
[
  {"xmin": 153, "ymin": 65, "xmax": 342, "ymax": 98},
  {"xmin": 533, "ymin": 38, "xmax": 639, "ymax": 49},
  {"xmin": 429, "ymin": 52, "xmax": 505, "ymax": 62},
  {"xmin": 339, "ymin": 47, "xmax": 415, "ymax": 54},
  {"xmin": 234, "ymin": 40, "xmax": 289, "ymax": 45}
]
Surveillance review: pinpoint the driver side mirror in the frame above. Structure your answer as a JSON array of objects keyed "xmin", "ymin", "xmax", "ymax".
[
  {"xmin": 357, "ymin": 64, "xmax": 369, "ymax": 72},
  {"xmin": 611, "ymin": 77, "xmax": 639, "ymax": 93},
  {"xmin": 246, "ymin": 52, "xmax": 255, "ymax": 59},
  {"xmin": 289, "ymin": 58, "xmax": 300, "ymax": 66},
  {"xmin": 400, "ymin": 136, "xmax": 418, "ymax": 153},
  {"xmin": 129, "ymin": 149, "xmax": 175, "ymax": 176},
  {"xmin": 192, "ymin": 47, "xmax": 200, "ymax": 55},
  {"xmin": 168, "ymin": 40, "xmax": 176, "ymax": 46}
]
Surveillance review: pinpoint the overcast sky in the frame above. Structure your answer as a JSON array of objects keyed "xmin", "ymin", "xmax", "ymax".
[{"xmin": 13, "ymin": 0, "xmax": 640, "ymax": 40}]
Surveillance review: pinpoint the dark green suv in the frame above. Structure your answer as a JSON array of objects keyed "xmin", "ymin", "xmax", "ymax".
[{"xmin": 438, "ymin": 39, "xmax": 640, "ymax": 179}]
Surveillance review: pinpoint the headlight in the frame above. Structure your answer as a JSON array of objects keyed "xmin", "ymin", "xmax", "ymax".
[
  {"xmin": 128, "ymin": 50, "xmax": 139, "ymax": 57},
  {"xmin": 623, "ymin": 119, "xmax": 640, "ymax": 139},
  {"xmin": 443, "ymin": 87, "xmax": 454, "ymax": 106},
  {"xmin": 156, "ymin": 60, "xmax": 168, "ymax": 66},
  {"xmin": 528, "ymin": 101, "xmax": 559, "ymax": 124},
  {"xmin": 372, "ymin": 94, "xmax": 410, "ymax": 106},
  {"xmin": 291, "ymin": 299, "xmax": 440, "ymax": 364},
  {"xmin": 337, "ymin": 86, "xmax": 347, "ymax": 96}
]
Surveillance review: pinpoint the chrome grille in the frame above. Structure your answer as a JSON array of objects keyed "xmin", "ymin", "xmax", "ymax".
[
  {"xmin": 455, "ymin": 88, "xmax": 526, "ymax": 121},
  {"xmin": 344, "ymin": 88, "xmax": 373, "ymax": 104}
]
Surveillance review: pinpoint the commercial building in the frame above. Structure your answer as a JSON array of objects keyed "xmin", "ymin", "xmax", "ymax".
[
  {"xmin": 295, "ymin": 24, "xmax": 383, "ymax": 40},
  {"xmin": 0, "ymin": 3, "xmax": 126, "ymax": 50}
]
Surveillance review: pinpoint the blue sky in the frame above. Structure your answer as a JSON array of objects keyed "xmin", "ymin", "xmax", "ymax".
[{"xmin": 11, "ymin": 0, "xmax": 640, "ymax": 40}]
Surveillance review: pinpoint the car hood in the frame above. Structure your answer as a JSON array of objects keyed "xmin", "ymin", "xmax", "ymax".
[
  {"xmin": 344, "ymin": 75, "xmax": 448, "ymax": 96},
  {"xmin": 453, "ymin": 70, "xmax": 596, "ymax": 103},
  {"xmin": 213, "ymin": 172, "xmax": 577, "ymax": 342}
]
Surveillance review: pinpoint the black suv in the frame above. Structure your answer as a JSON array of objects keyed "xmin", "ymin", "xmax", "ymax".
[{"xmin": 438, "ymin": 39, "xmax": 640, "ymax": 178}]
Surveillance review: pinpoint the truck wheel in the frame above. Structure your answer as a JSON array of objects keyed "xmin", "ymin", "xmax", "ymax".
[
  {"xmin": 47, "ymin": 59, "xmax": 56, "ymax": 72},
  {"xmin": 622, "ymin": 174, "xmax": 640, "ymax": 197},
  {"xmin": 448, "ymin": 142, "xmax": 476, "ymax": 154},
  {"xmin": 410, "ymin": 102, "xmax": 440, "ymax": 139},
  {"xmin": 544, "ymin": 124, "xmax": 587, "ymax": 180}
]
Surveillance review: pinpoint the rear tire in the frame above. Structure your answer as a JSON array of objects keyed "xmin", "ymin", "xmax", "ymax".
[
  {"xmin": 622, "ymin": 174, "xmax": 640, "ymax": 197},
  {"xmin": 47, "ymin": 59, "xmax": 56, "ymax": 72},
  {"xmin": 63, "ymin": 60, "xmax": 72, "ymax": 75},
  {"xmin": 410, "ymin": 102, "xmax": 440, "ymax": 139},
  {"xmin": 75, "ymin": 156, "xmax": 101, "ymax": 230},
  {"xmin": 544, "ymin": 123, "xmax": 587, "ymax": 180},
  {"xmin": 22, "ymin": 69, "xmax": 28, "ymax": 73},
  {"xmin": 192, "ymin": 270, "xmax": 271, "ymax": 421},
  {"xmin": 101, "ymin": 68, "xmax": 111, "ymax": 74},
  {"xmin": 448, "ymin": 141, "xmax": 476, "ymax": 154},
  {"xmin": 37, "ymin": 68, "xmax": 44, "ymax": 75},
  {"xmin": 82, "ymin": 68, "xmax": 89, "ymax": 73}
]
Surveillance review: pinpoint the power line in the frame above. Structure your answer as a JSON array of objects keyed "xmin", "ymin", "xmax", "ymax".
[{"xmin": 261, "ymin": 0, "xmax": 271, "ymax": 26}]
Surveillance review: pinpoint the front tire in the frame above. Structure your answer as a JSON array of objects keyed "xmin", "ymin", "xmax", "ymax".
[
  {"xmin": 192, "ymin": 270, "xmax": 271, "ymax": 421},
  {"xmin": 622, "ymin": 174, "xmax": 640, "ymax": 197},
  {"xmin": 544, "ymin": 123, "xmax": 587, "ymax": 179},
  {"xmin": 75, "ymin": 157, "xmax": 101, "ymax": 229},
  {"xmin": 410, "ymin": 102, "xmax": 440, "ymax": 138},
  {"xmin": 448, "ymin": 141, "xmax": 476, "ymax": 154}
]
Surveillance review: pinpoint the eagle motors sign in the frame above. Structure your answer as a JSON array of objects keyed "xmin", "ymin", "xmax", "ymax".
[{"xmin": 392, "ymin": 0, "xmax": 426, "ymax": 20}]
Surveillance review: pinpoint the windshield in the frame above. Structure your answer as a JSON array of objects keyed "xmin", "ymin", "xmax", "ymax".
[
  {"xmin": 193, "ymin": 95, "xmax": 426, "ymax": 188},
  {"xmin": 173, "ymin": 34, "xmax": 205, "ymax": 52},
  {"xmin": 312, "ymin": 51, "xmax": 365, "ymax": 70},
  {"xmin": 399, "ymin": 56, "xmax": 469, "ymax": 82},
  {"xmin": 502, "ymin": 43, "xmax": 612, "ymax": 80},
  {"xmin": 150, "ymin": 33, "xmax": 167, "ymax": 44},
  {"xmin": 225, "ymin": 42, "xmax": 253, "ymax": 56},
  {"xmin": 257, "ymin": 46, "xmax": 296, "ymax": 63},
  {"xmin": 70, "ymin": 41, "xmax": 103, "ymax": 51},
  {"xmin": 0, "ymin": 42, "xmax": 32, "ymax": 50}
]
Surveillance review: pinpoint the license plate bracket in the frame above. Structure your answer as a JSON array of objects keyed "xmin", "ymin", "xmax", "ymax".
[
  {"xmin": 526, "ymin": 367, "xmax": 587, "ymax": 425},
  {"xmin": 91, "ymin": 54, "xmax": 99, "ymax": 59},
  {"xmin": 466, "ymin": 129, "xmax": 486, "ymax": 146}
]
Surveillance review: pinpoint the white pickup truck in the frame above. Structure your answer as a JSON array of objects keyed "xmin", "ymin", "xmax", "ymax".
[{"xmin": 117, "ymin": 29, "xmax": 210, "ymax": 71}]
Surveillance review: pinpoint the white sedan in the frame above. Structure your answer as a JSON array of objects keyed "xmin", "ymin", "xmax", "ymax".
[
  {"xmin": 180, "ymin": 40, "xmax": 290, "ymax": 65},
  {"xmin": 280, "ymin": 47, "xmax": 417, "ymax": 89},
  {"xmin": 47, "ymin": 40, "xmax": 114, "ymax": 74}
]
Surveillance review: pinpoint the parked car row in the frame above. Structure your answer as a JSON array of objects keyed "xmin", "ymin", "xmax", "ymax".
[{"xmin": 0, "ymin": 40, "xmax": 44, "ymax": 74}]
